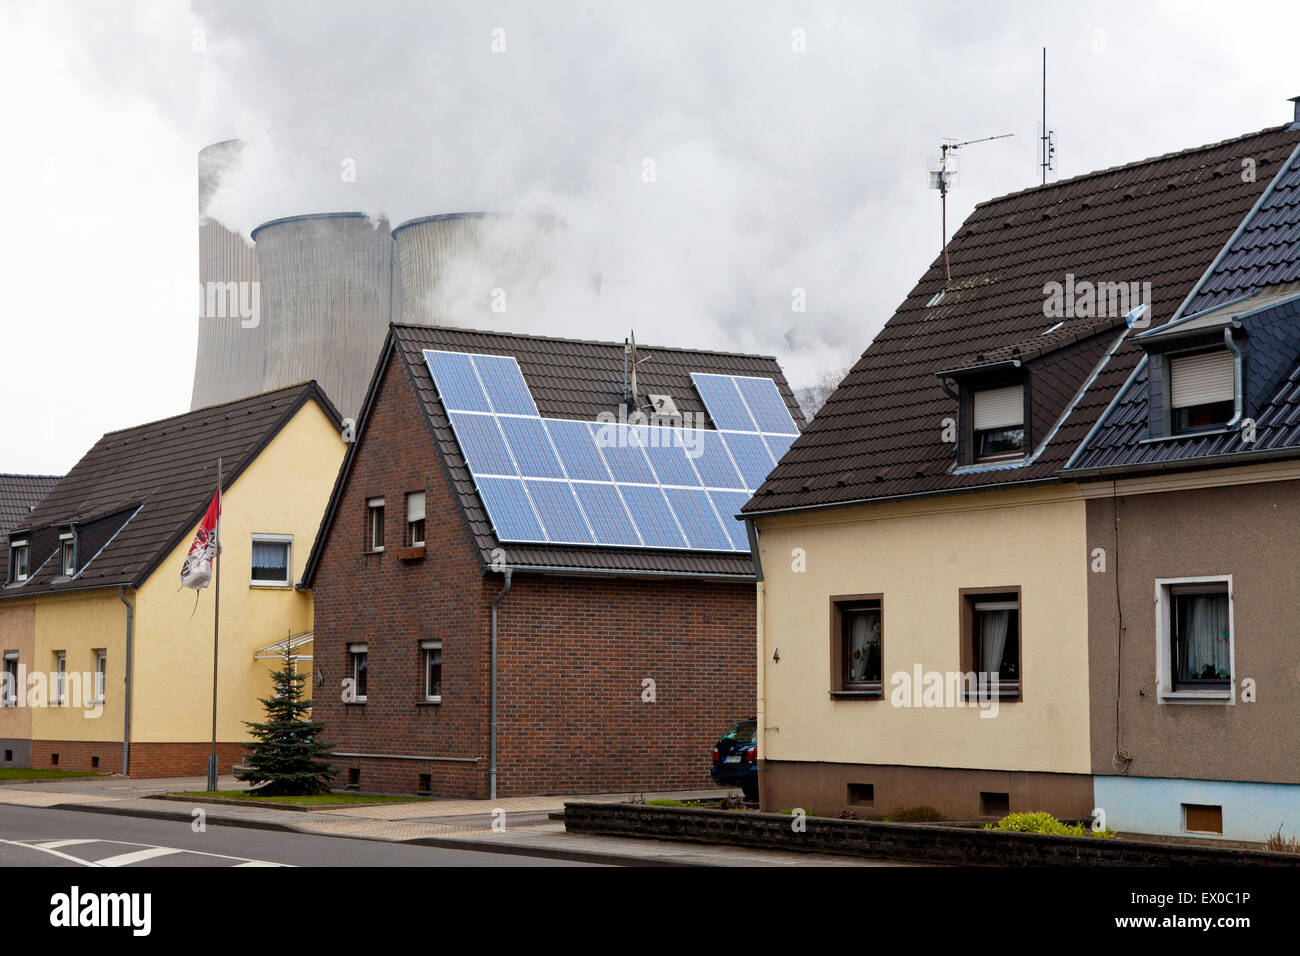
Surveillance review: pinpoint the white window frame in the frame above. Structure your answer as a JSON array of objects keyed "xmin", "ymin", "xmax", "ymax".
[
  {"xmin": 406, "ymin": 492, "xmax": 426, "ymax": 548},
  {"xmin": 9, "ymin": 540, "xmax": 29, "ymax": 583},
  {"xmin": 59, "ymin": 533, "xmax": 76, "ymax": 578},
  {"xmin": 250, "ymin": 533, "xmax": 294, "ymax": 588},
  {"xmin": 367, "ymin": 498, "xmax": 385, "ymax": 552},
  {"xmin": 1, "ymin": 651, "xmax": 18, "ymax": 707},
  {"xmin": 969, "ymin": 385, "xmax": 1026, "ymax": 463},
  {"xmin": 94, "ymin": 649, "xmax": 107, "ymax": 704},
  {"xmin": 1155, "ymin": 575, "xmax": 1235, "ymax": 704},
  {"xmin": 54, "ymin": 651, "xmax": 66, "ymax": 706},
  {"xmin": 421, "ymin": 639, "xmax": 442, "ymax": 703},
  {"xmin": 349, "ymin": 642, "xmax": 369, "ymax": 702}
]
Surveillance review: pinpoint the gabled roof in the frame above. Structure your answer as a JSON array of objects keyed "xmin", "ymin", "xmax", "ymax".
[
  {"xmin": 0, "ymin": 474, "xmax": 60, "ymax": 538},
  {"xmin": 303, "ymin": 324, "xmax": 802, "ymax": 583},
  {"xmin": 1067, "ymin": 141, "xmax": 1300, "ymax": 476},
  {"xmin": 2, "ymin": 382, "xmax": 341, "ymax": 598},
  {"xmin": 743, "ymin": 123, "xmax": 1300, "ymax": 515}
]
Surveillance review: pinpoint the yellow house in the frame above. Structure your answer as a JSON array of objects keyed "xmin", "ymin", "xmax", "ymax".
[{"xmin": 0, "ymin": 383, "xmax": 345, "ymax": 777}]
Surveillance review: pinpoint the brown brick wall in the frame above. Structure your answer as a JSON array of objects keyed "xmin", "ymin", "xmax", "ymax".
[
  {"xmin": 31, "ymin": 740, "xmax": 247, "ymax": 777},
  {"xmin": 311, "ymin": 350, "xmax": 757, "ymax": 797}
]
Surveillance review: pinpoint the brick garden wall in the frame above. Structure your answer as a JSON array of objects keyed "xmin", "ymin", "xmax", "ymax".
[{"xmin": 311, "ymin": 350, "xmax": 757, "ymax": 797}]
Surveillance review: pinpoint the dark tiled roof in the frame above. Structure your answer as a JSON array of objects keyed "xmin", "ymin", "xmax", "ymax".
[
  {"xmin": 0, "ymin": 475, "xmax": 60, "ymax": 538},
  {"xmin": 309, "ymin": 324, "xmax": 803, "ymax": 581},
  {"xmin": 1067, "ymin": 140, "xmax": 1300, "ymax": 475},
  {"xmin": 2, "ymin": 383, "xmax": 340, "ymax": 598},
  {"xmin": 744, "ymin": 124, "xmax": 1300, "ymax": 514}
]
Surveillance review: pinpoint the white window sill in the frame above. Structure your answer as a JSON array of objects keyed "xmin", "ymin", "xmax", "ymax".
[
  {"xmin": 1159, "ymin": 690, "xmax": 1232, "ymax": 704},
  {"xmin": 250, "ymin": 581, "xmax": 293, "ymax": 589},
  {"xmin": 418, "ymin": 696, "xmax": 442, "ymax": 706}
]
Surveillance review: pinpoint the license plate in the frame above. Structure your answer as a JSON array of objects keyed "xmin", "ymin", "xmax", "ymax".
[{"xmin": 724, "ymin": 755, "xmax": 742, "ymax": 763}]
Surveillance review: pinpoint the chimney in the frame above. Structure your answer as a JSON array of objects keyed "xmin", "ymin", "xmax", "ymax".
[{"xmin": 1291, "ymin": 95, "xmax": 1300, "ymax": 126}]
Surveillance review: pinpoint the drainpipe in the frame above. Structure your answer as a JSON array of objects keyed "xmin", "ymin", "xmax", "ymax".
[
  {"xmin": 489, "ymin": 568, "xmax": 512, "ymax": 800},
  {"xmin": 746, "ymin": 520, "xmax": 766, "ymax": 808},
  {"xmin": 1223, "ymin": 323, "xmax": 1246, "ymax": 429},
  {"xmin": 118, "ymin": 587, "xmax": 134, "ymax": 776}
]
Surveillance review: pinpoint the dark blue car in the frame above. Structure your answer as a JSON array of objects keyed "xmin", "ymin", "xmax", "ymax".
[{"xmin": 710, "ymin": 718, "xmax": 757, "ymax": 799}]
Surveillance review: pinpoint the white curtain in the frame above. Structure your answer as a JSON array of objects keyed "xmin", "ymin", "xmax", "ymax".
[
  {"xmin": 251, "ymin": 540, "xmax": 287, "ymax": 574},
  {"xmin": 981, "ymin": 610, "xmax": 1010, "ymax": 678},
  {"xmin": 1184, "ymin": 595, "xmax": 1230, "ymax": 679}
]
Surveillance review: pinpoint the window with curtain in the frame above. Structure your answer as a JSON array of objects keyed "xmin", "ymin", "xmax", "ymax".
[
  {"xmin": 965, "ymin": 593, "xmax": 1020, "ymax": 697},
  {"xmin": 1170, "ymin": 586, "xmax": 1231, "ymax": 691},
  {"xmin": 834, "ymin": 599, "xmax": 882, "ymax": 694},
  {"xmin": 250, "ymin": 536, "xmax": 292, "ymax": 586},
  {"xmin": 368, "ymin": 498, "xmax": 385, "ymax": 552},
  {"xmin": 349, "ymin": 644, "xmax": 369, "ymax": 701},
  {"xmin": 422, "ymin": 640, "xmax": 442, "ymax": 701},
  {"xmin": 407, "ymin": 492, "xmax": 426, "ymax": 547}
]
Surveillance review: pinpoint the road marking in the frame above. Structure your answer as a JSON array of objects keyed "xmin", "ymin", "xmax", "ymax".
[
  {"xmin": 35, "ymin": 839, "xmax": 100, "ymax": 849},
  {"xmin": 96, "ymin": 846, "xmax": 184, "ymax": 867},
  {"xmin": 0, "ymin": 838, "xmax": 100, "ymax": 866}
]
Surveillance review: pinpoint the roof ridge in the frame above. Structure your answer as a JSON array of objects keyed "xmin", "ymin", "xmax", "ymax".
[
  {"xmin": 391, "ymin": 323, "xmax": 779, "ymax": 363},
  {"xmin": 975, "ymin": 123, "xmax": 1294, "ymax": 209},
  {"xmin": 101, "ymin": 381, "xmax": 318, "ymax": 438}
]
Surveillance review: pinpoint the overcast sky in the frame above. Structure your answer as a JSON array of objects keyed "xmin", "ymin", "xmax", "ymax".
[{"xmin": 2, "ymin": 0, "xmax": 1298, "ymax": 474}]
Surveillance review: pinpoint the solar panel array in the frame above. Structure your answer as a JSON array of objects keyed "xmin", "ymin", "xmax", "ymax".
[{"xmin": 423, "ymin": 350, "xmax": 799, "ymax": 553}]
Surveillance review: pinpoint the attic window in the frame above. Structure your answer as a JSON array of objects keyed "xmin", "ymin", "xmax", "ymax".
[
  {"xmin": 59, "ymin": 533, "xmax": 76, "ymax": 578},
  {"xmin": 1169, "ymin": 349, "xmax": 1234, "ymax": 433},
  {"xmin": 971, "ymin": 384, "xmax": 1025, "ymax": 461},
  {"xmin": 8, "ymin": 541, "xmax": 29, "ymax": 583}
]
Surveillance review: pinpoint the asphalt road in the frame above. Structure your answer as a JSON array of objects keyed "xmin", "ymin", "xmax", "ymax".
[{"xmin": 0, "ymin": 805, "xmax": 603, "ymax": 867}]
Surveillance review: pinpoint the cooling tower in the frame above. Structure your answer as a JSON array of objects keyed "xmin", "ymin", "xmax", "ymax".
[
  {"xmin": 190, "ymin": 141, "xmax": 263, "ymax": 411},
  {"xmin": 249, "ymin": 212, "xmax": 394, "ymax": 420}
]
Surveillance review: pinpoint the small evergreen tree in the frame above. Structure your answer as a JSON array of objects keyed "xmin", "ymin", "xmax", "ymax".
[{"xmin": 236, "ymin": 641, "xmax": 336, "ymax": 796}]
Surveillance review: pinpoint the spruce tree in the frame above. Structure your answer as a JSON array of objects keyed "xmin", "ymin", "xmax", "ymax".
[{"xmin": 236, "ymin": 641, "xmax": 336, "ymax": 796}]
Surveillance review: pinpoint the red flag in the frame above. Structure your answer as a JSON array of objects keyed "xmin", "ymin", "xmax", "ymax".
[{"xmin": 181, "ymin": 491, "xmax": 221, "ymax": 590}]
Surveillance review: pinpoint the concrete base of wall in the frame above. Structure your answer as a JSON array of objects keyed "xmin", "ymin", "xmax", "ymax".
[
  {"xmin": 326, "ymin": 756, "xmax": 487, "ymax": 798},
  {"xmin": 1096, "ymin": 775, "xmax": 1300, "ymax": 843},
  {"xmin": 0, "ymin": 739, "xmax": 31, "ymax": 768},
  {"xmin": 30, "ymin": 741, "xmax": 247, "ymax": 778},
  {"xmin": 761, "ymin": 759, "xmax": 1095, "ymax": 822}
]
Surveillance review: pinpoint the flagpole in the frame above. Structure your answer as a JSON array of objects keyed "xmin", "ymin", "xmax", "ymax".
[{"xmin": 207, "ymin": 457, "xmax": 222, "ymax": 792}]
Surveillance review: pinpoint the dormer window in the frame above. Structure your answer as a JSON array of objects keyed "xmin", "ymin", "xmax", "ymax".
[
  {"xmin": 8, "ymin": 541, "xmax": 29, "ymax": 583},
  {"xmin": 59, "ymin": 533, "xmax": 76, "ymax": 578},
  {"xmin": 971, "ymin": 384, "xmax": 1025, "ymax": 461},
  {"xmin": 1169, "ymin": 349, "xmax": 1234, "ymax": 433}
]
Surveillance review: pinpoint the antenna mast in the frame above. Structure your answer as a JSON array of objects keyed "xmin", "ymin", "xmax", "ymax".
[
  {"xmin": 1039, "ymin": 47, "xmax": 1056, "ymax": 184},
  {"xmin": 930, "ymin": 132, "xmax": 1014, "ymax": 283}
]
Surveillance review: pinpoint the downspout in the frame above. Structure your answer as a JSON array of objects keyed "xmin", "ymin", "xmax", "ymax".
[
  {"xmin": 1223, "ymin": 323, "xmax": 1246, "ymax": 429},
  {"xmin": 118, "ymin": 587, "xmax": 134, "ymax": 776},
  {"xmin": 489, "ymin": 568, "xmax": 512, "ymax": 800},
  {"xmin": 745, "ymin": 519, "xmax": 766, "ymax": 808}
]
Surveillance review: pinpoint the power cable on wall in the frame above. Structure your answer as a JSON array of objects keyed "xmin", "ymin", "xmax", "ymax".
[{"xmin": 1111, "ymin": 480, "xmax": 1134, "ymax": 773}]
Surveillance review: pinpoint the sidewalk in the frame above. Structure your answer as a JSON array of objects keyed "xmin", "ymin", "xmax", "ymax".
[{"xmin": 0, "ymin": 774, "xmax": 895, "ymax": 867}]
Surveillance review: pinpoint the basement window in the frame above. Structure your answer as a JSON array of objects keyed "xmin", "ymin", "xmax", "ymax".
[
  {"xmin": 1169, "ymin": 349, "xmax": 1234, "ymax": 433},
  {"xmin": 367, "ymin": 498, "xmax": 386, "ymax": 552},
  {"xmin": 8, "ymin": 541, "xmax": 29, "ymax": 583},
  {"xmin": 971, "ymin": 384, "xmax": 1025, "ymax": 461},
  {"xmin": 1157, "ymin": 578, "xmax": 1233, "ymax": 701}
]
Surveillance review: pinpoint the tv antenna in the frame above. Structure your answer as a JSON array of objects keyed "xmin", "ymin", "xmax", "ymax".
[
  {"xmin": 929, "ymin": 132, "xmax": 1014, "ymax": 282},
  {"xmin": 1039, "ymin": 47, "xmax": 1056, "ymax": 184}
]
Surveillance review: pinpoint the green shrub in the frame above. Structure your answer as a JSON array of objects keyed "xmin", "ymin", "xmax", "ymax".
[
  {"xmin": 886, "ymin": 805, "xmax": 948, "ymax": 823},
  {"xmin": 986, "ymin": 811, "xmax": 1115, "ymax": 838}
]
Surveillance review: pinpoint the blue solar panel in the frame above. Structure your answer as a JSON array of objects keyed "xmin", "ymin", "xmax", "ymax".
[
  {"xmin": 573, "ymin": 482, "xmax": 641, "ymax": 547},
  {"xmin": 476, "ymin": 477, "xmax": 544, "ymax": 541},
  {"xmin": 545, "ymin": 420, "xmax": 611, "ymax": 482},
  {"xmin": 664, "ymin": 487, "xmax": 732, "ymax": 551},
  {"xmin": 720, "ymin": 431, "xmax": 776, "ymax": 488},
  {"xmin": 642, "ymin": 432, "xmax": 702, "ymax": 487},
  {"xmin": 689, "ymin": 429, "xmax": 746, "ymax": 489},
  {"xmin": 735, "ymin": 377, "xmax": 799, "ymax": 435},
  {"xmin": 708, "ymin": 490, "xmax": 752, "ymax": 550},
  {"xmin": 763, "ymin": 432, "xmax": 796, "ymax": 464},
  {"xmin": 425, "ymin": 350, "xmax": 492, "ymax": 413},
  {"xmin": 593, "ymin": 424, "xmax": 656, "ymax": 484},
  {"xmin": 692, "ymin": 373, "xmax": 757, "ymax": 431},
  {"xmin": 618, "ymin": 484, "xmax": 688, "ymax": 549},
  {"xmin": 498, "ymin": 416, "xmax": 566, "ymax": 478},
  {"xmin": 472, "ymin": 354, "xmax": 539, "ymax": 417},
  {"xmin": 524, "ymin": 480, "xmax": 593, "ymax": 544},
  {"xmin": 448, "ymin": 412, "xmax": 516, "ymax": 476}
]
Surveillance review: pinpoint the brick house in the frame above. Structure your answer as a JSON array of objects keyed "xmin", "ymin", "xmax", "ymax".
[{"xmin": 302, "ymin": 324, "xmax": 802, "ymax": 797}]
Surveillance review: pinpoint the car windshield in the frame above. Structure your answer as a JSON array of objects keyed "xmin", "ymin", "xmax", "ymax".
[{"xmin": 722, "ymin": 720, "xmax": 757, "ymax": 743}]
